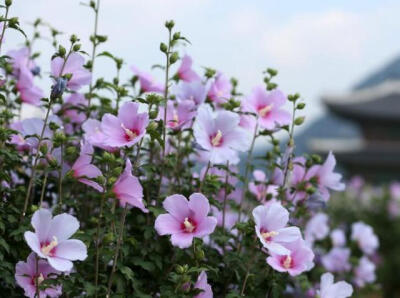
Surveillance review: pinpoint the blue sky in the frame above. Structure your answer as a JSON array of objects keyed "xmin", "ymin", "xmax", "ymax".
[{"xmin": 7, "ymin": 0, "xmax": 400, "ymax": 124}]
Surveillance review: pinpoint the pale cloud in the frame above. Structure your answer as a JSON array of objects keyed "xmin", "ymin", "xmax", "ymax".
[{"xmin": 263, "ymin": 10, "xmax": 367, "ymax": 68}]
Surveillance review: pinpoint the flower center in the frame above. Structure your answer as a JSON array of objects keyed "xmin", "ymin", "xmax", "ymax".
[
  {"xmin": 121, "ymin": 123, "xmax": 138, "ymax": 141},
  {"xmin": 258, "ymin": 104, "xmax": 273, "ymax": 117},
  {"xmin": 37, "ymin": 273, "xmax": 44, "ymax": 285},
  {"xmin": 41, "ymin": 236, "xmax": 58, "ymax": 256},
  {"xmin": 211, "ymin": 130, "xmax": 223, "ymax": 147},
  {"xmin": 170, "ymin": 111, "xmax": 179, "ymax": 128},
  {"xmin": 183, "ymin": 217, "xmax": 196, "ymax": 233},
  {"xmin": 31, "ymin": 273, "xmax": 45, "ymax": 287},
  {"xmin": 261, "ymin": 230, "xmax": 279, "ymax": 242},
  {"xmin": 282, "ymin": 255, "xmax": 292, "ymax": 269}
]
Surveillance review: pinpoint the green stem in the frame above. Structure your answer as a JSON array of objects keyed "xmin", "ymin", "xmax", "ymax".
[
  {"xmin": 106, "ymin": 205, "xmax": 128, "ymax": 297},
  {"xmin": 35, "ymin": 254, "xmax": 40, "ymax": 298},
  {"xmin": 22, "ymin": 101, "xmax": 53, "ymax": 217},
  {"xmin": 57, "ymin": 142, "xmax": 64, "ymax": 210},
  {"xmin": 221, "ymin": 161, "xmax": 230, "ymax": 231},
  {"xmin": 94, "ymin": 184, "xmax": 107, "ymax": 298},
  {"xmin": 162, "ymin": 29, "xmax": 172, "ymax": 159},
  {"xmin": 0, "ymin": 5, "xmax": 9, "ymax": 54},
  {"xmin": 39, "ymin": 172, "xmax": 48, "ymax": 208},
  {"xmin": 87, "ymin": 0, "xmax": 101, "ymax": 114},
  {"xmin": 282, "ymin": 101, "xmax": 297, "ymax": 188},
  {"xmin": 199, "ymin": 161, "xmax": 211, "ymax": 193},
  {"xmin": 238, "ymin": 122, "xmax": 259, "ymax": 222}
]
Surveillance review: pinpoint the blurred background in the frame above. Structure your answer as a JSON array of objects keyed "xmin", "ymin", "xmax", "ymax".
[{"xmin": 7, "ymin": 1, "xmax": 400, "ymax": 296}]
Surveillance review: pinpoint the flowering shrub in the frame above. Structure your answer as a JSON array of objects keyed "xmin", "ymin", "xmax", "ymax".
[
  {"xmin": 0, "ymin": 0, "xmax": 381, "ymax": 297},
  {"xmin": 328, "ymin": 177, "xmax": 400, "ymax": 296}
]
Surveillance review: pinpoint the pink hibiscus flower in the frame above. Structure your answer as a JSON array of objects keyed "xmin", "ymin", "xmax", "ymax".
[
  {"xmin": 16, "ymin": 66, "xmax": 43, "ymax": 106},
  {"xmin": 176, "ymin": 54, "xmax": 200, "ymax": 82},
  {"xmin": 15, "ymin": 252, "xmax": 62, "ymax": 298},
  {"xmin": 321, "ymin": 247, "xmax": 351, "ymax": 273},
  {"xmin": 175, "ymin": 80, "xmax": 208, "ymax": 106},
  {"xmin": 243, "ymin": 85, "xmax": 291, "ymax": 130},
  {"xmin": 112, "ymin": 158, "xmax": 148, "ymax": 212},
  {"xmin": 51, "ymin": 52, "xmax": 91, "ymax": 90},
  {"xmin": 194, "ymin": 271, "xmax": 213, "ymax": 298},
  {"xmin": 24, "ymin": 209, "xmax": 87, "ymax": 272},
  {"xmin": 131, "ymin": 66, "xmax": 164, "ymax": 93},
  {"xmin": 351, "ymin": 222, "xmax": 379, "ymax": 255},
  {"xmin": 248, "ymin": 170, "xmax": 279, "ymax": 203},
  {"xmin": 71, "ymin": 141, "xmax": 103, "ymax": 192},
  {"xmin": 158, "ymin": 100, "xmax": 196, "ymax": 130},
  {"xmin": 305, "ymin": 151, "xmax": 345, "ymax": 201},
  {"xmin": 207, "ymin": 73, "xmax": 232, "ymax": 104},
  {"xmin": 101, "ymin": 102, "xmax": 149, "ymax": 148},
  {"xmin": 155, "ymin": 193, "xmax": 217, "ymax": 248},
  {"xmin": 317, "ymin": 272, "xmax": 353, "ymax": 298},
  {"xmin": 7, "ymin": 47, "xmax": 35, "ymax": 76},
  {"xmin": 193, "ymin": 105, "xmax": 250, "ymax": 164},
  {"xmin": 266, "ymin": 238, "xmax": 314, "ymax": 276},
  {"xmin": 252, "ymin": 203, "xmax": 301, "ymax": 255}
]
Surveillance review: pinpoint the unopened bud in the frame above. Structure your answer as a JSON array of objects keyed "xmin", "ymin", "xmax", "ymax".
[
  {"xmin": 58, "ymin": 45, "xmax": 66, "ymax": 57},
  {"xmin": 73, "ymin": 44, "xmax": 81, "ymax": 51},
  {"xmin": 169, "ymin": 52, "xmax": 179, "ymax": 64},
  {"xmin": 70, "ymin": 34, "xmax": 78, "ymax": 43},
  {"xmin": 296, "ymin": 103, "xmax": 305, "ymax": 110},
  {"xmin": 160, "ymin": 42, "xmax": 167, "ymax": 53},
  {"xmin": 165, "ymin": 20, "xmax": 175, "ymax": 30},
  {"xmin": 294, "ymin": 116, "xmax": 305, "ymax": 126}
]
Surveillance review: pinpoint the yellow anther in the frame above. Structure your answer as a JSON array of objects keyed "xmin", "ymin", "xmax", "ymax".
[
  {"xmin": 258, "ymin": 104, "xmax": 273, "ymax": 117},
  {"xmin": 183, "ymin": 217, "xmax": 195, "ymax": 233},
  {"xmin": 211, "ymin": 130, "xmax": 223, "ymax": 147},
  {"xmin": 283, "ymin": 256, "xmax": 292, "ymax": 269},
  {"xmin": 121, "ymin": 123, "xmax": 137, "ymax": 141},
  {"xmin": 261, "ymin": 231, "xmax": 279, "ymax": 241},
  {"xmin": 41, "ymin": 236, "xmax": 58, "ymax": 256}
]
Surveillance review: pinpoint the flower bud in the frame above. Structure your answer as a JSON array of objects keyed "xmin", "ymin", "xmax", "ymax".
[
  {"xmin": 73, "ymin": 44, "xmax": 81, "ymax": 52},
  {"xmin": 294, "ymin": 116, "xmax": 305, "ymax": 126},
  {"xmin": 296, "ymin": 102, "xmax": 305, "ymax": 110},
  {"xmin": 149, "ymin": 111, "xmax": 158, "ymax": 120},
  {"xmin": 147, "ymin": 121, "xmax": 158, "ymax": 131},
  {"xmin": 169, "ymin": 52, "xmax": 179, "ymax": 64},
  {"xmin": 66, "ymin": 146, "xmax": 77, "ymax": 156},
  {"xmin": 70, "ymin": 34, "xmax": 78, "ymax": 43},
  {"xmin": 165, "ymin": 20, "xmax": 175, "ymax": 30},
  {"xmin": 160, "ymin": 42, "xmax": 168, "ymax": 53},
  {"xmin": 267, "ymin": 68, "xmax": 278, "ymax": 77},
  {"xmin": 58, "ymin": 45, "xmax": 66, "ymax": 57},
  {"xmin": 39, "ymin": 143, "xmax": 48, "ymax": 155},
  {"xmin": 173, "ymin": 32, "xmax": 181, "ymax": 40},
  {"xmin": 108, "ymin": 177, "xmax": 117, "ymax": 185},
  {"xmin": 176, "ymin": 265, "xmax": 185, "ymax": 274},
  {"xmin": 50, "ymin": 77, "xmax": 67, "ymax": 100},
  {"xmin": 102, "ymin": 152, "xmax": 115, "ymax": 163},
  {"xmin": 96, "ymin": 35, "xmax": 107, "ymax": 42},
  {"xmin": 31, "ymin": 66, "xmax": 41, "ymax": 76},
  {"xmin": 195, "ymin": 248, "xmax": 205, "ymax": 260},
  {"xmin": 112, "ymin": 167, "xmax": 123, "ymax": 177},
  {"xmin": 5, "ymin": 0, "xmax": 12, "ymax": 7},
  {"xmin": 53, "ymin": 132, "xmax": 66, "ymax": 144},
  {"xmin": 47, "ymin": 155, "xmax": 59, "ymax": 168},
  {"xmin": 306, "ymin": 186, "xmax": 316, "ymax": 195}
]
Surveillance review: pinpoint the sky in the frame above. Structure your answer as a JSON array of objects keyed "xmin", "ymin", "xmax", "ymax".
[{"xmin": 6, "ymin": 0, "xmax": 400, "ymax": 125}]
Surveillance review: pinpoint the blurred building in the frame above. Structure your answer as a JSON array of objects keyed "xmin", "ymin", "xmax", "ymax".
[{"xmin": 296, "ymin": 55, "xmax": 400, "ymax": 181}]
